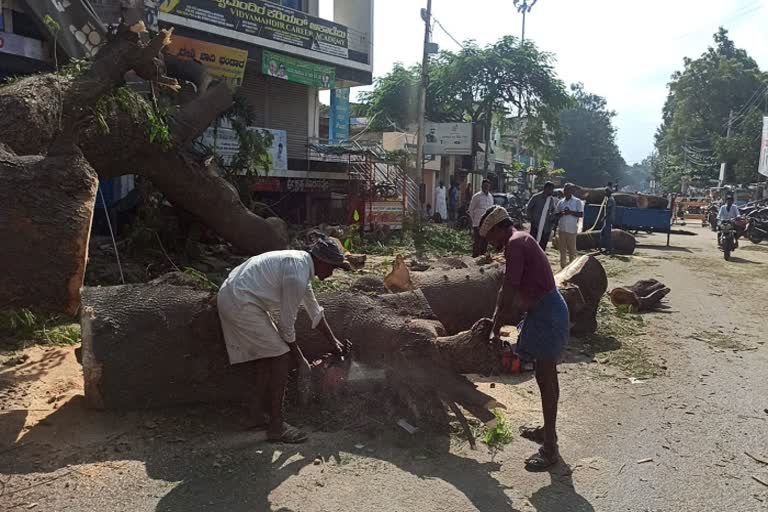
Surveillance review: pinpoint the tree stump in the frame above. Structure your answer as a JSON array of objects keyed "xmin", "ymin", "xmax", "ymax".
[
  {"xmin": 576, "ymin": 229, "xmax": 637, "ymax": 255},
  {"xmin": 610, "ymin": 279, "xmax": 670, "ymax": 312}
]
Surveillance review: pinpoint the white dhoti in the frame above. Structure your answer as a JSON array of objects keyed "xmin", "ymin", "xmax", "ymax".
[{"xmin": 217, "ymin": 285, "xmax": 290, "ymax": 364}]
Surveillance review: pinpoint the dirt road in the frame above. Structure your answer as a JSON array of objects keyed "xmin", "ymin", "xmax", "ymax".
[{"xmin": 1, "ymin": 226, "xmax": 767, "ymax": 511}]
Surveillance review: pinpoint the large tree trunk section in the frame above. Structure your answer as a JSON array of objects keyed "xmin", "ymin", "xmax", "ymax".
[
  {"xmin": 79, "ymin": 257, "xmax": 607, "ymax": 413},
  {"xmin": 555, "ymin": 255, "xmax": 608, "ymax": 335},
  {"xmin": 610, "ymin": 279, "xmax": 670, "ymax": 312},
  {"xmin": 0, "ymin": 145, "xmax": 97, "ymax": 315},
  {"xmin": 572, "ymin": 186, "xmax": 667, "ymax": 209},
  {"xmin": 576, "ymin": 229, "xmax": 637, "ymax": 255},
  {"xmin": 80, "ymin": 275, "xmax": 501, "ymax": 425}
]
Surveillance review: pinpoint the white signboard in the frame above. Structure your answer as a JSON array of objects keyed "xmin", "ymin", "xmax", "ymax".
[
  {"xmin": 423, "ymin": 122, "xmax": 472, "ymax": 156},
  {"xmin": 201, "ymin": 125, "xmax": 288, "ymax": 174},
  {"xmin": 0, "ymin": 33, "xmax": 47, "ymax": 61},
  {"xmin": 759, "ymin": 116, "xmax": 768, "ymax": 178}
]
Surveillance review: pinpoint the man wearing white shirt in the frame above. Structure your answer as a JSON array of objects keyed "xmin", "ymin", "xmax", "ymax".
[
  {"xmin": 555, "ymin": 183, "xmax": 584, "ymax": 268},
  {"xmin": 717, "ymin": 194, "xmax": 740, "ymax": 245},
  {"xmin": 469, "ymin": 179, "xmax": 494, "ymax": 256},
  {"xmin": 217, "ymin": 239, "xmax": 350, "ymax": 443}
]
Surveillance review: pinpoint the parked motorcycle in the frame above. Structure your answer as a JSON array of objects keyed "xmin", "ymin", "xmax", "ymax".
[
  {"xmin": 719, "ymin": 220, "xmax": 738, "ymax": 261},
  {"xmin": 706, "ymin": 204, "xmax": 719, "ymax": 231},
  {"xmin": 747, "ymin": 215, "xmax": 768, "ymax": 244}
]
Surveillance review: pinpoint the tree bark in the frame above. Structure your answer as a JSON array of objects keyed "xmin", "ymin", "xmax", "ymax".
[
  {"xmin": 576, "ymin": 229, "xmax": 637, "ymax": 255},
  {"xmin": 0, "ymin": 144, "xmax": 97, "ymax": 315},
  {"xmin": 610, "ymin": 279, "xmax": 670, "ymax": 312},
  {"xmin": 80, "ymin": 274, "xmax": 502, "ymax": 423},
  {"xmin": 555, "ymin": 255, "xmax": 608, "ymax": 335},
  {"xmin": 572, "ymin": 186, "xmax": 667, "ymax": 209}
]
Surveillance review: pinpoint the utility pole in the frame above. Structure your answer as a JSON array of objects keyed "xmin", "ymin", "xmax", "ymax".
[
  {"xmin": 415, "ymin": 0, "xmax": 433, "ymax": 207},
  {"xmin": 512, "ymin": 0, "xmax": 537, "ymax": 192},
  {"xmin": 719, "ymin": 109, "xmax": 733, "ymax": 187}
]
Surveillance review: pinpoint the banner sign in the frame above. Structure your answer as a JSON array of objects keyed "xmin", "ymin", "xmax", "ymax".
[
  {"xmin": 262, "ymin": 49, "xmax": 334, "ymax": 89},
  {"xmin": 759, "ymin": 116, "xmax": 768, "ymax": 178},
  {"xmin": 166, "ymin": 35, "xmax": 248, "ymax": 89},
  {"xmin": 159, "ymin": 0, "xmax": 350, "ymax": 59},
  {"xmin": 330, "ymin": 88, "xmax": 351, "ymax": 144},
  {"xmin": 201, "ymin": 124, "xmax": 288, "ymax": 173},
  {"xmin": 22, "ymin": 0, "xmax": 106, "ymax": 59},
  {"xmin": 369, "ymin": 201, "xmax": 404, "ymax": 230},
  {"xmin": 0, "ymin": 32, "xmax": 47, "ymax": 61},
  {"xmin": 423, "ymin": 123, "xmax": 473, "ymax": 156}
]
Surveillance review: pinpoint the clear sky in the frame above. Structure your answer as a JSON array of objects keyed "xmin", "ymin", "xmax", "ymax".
[{"xmin": 320, "ymin": 0, "xmax": 767, "ymax": 164}]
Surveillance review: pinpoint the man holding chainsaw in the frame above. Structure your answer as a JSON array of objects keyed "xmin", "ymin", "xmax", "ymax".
[{"xmin": 217, "ymin": 238, "xmax": 351, "ymax": 443}]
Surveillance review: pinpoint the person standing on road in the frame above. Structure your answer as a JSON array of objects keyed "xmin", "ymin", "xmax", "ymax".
[
  {"xmin": 526, "ymin": 182, "xmax": 557, "ymax": 250},
  {"xmin": 434, "ymin": 181, "xmax": 448, "ymax": 223},
  {"xmin": 600, "ymin": 187, "xmax": 616, "ymax": 255},
  {"xmin": 448, "ymin": 182, "xmax": 460, "ymax": 222},
  {"xmin": 479, "ymin": 206, "xmax": 569, "ymax": 470},
  {"xmin": 555, "ymin": 183, "xmax": 583, "ymax": 268},
  {"xmin": 469, "ymin": 179, "xmax": 494, "ymax": 256},
  {"xmin": 217, "ymin": 239, "xmax": 351, "ymax": 444}
]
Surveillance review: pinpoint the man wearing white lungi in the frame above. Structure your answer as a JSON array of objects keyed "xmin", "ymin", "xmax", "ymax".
[{"xmin": 217, "ymin": 238, "xmax": 350, "ymax": 443}]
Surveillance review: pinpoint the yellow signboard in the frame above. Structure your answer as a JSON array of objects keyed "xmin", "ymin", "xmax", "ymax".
[{"xmin": 165, "ymin": 35, "xmax": 248, "ymax": 89}]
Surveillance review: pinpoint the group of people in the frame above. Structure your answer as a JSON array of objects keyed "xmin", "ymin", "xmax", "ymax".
[
  {"xmin": 468, "ymin": 180, "xmax": 617, "ymax": 268},
  {"xmin": 215, "ymin": 190, "xmax": 574, "ymax": 469},
  {"xmin": 431, "ymin": 181, "xmax": 464, "ymax": 223}
]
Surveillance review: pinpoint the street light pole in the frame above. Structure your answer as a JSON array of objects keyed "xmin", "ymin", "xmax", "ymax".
[
  {"xmin": 514, "ymin": 0, "xmax": 537, "ymax": 43},
  {"xmin": 513, "ymin": 0, "xmax": 537, "ymax": 193},
  {"xmin": 415, "ymin": 0, "xmax": 433, "ymax": 208}
]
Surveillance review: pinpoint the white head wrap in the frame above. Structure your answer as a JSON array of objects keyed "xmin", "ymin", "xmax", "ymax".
[{"xmin": 479, "ymin": 206, "xmax": 511, "ymax": 237}]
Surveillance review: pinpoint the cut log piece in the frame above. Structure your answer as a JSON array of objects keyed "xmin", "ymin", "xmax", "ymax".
[
  {"xmin": 555, "ymin": 255, "xmax": 608, "ymax": 335},
  {"xmin": 572, "ymin": 186, "xmax": 668, "ymax": 209},
  {"xmin": 0, "ymin": 144, "xmax": 97, "ymax": 315},
  {"xmin": 576, "ymin": 230, "xmax": 637, "ymax": 255},
  {"xmin": 610, "ymin": 279, "xmax": 670, "ymax": 312},
  {"xmin": 80, "ymin": 274, "xmax": 503, "ymax": 424}
]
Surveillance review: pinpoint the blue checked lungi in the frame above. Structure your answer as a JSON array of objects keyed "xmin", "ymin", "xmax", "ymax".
[{"xmin": 516, "ymin": 288, "xmax": 570, "ymax": 361}]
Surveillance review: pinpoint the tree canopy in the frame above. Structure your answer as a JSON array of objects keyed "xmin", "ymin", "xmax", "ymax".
[
  {"xmin": 655, "ymin": 28, "xmax": 768, "ymax": 190},
  {"xmin": 359, "ymin": 37, "xmax": 569, "ymax": 156},
  {"xmin": 553, "ymin": 83, "xmax": 626, "ymax": 187}
]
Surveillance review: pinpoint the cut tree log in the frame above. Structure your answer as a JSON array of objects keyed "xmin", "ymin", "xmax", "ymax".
[
  {"xmin": 572, "ymin": 186, "xmax": 667, "ymax": 209},
  {"xmin": 80, "ymin": 255, "xmax": 607, "ymax": 415},
  {"xmin": 0, "ymin": 144, "xmax": 98, "ymax": 315},
  {"xmin": 610, "ymin": 279, "xmax": 670, "ymax": 312},
  {"xmin": 575, "ymin": 229, "xmax": 637, "ymax": 255},
  {"xmin": 80, "ymin": 273, "xmax": 502, "ymax": 425}
]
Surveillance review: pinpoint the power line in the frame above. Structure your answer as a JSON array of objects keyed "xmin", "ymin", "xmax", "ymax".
[{"xmin": 432, "ymin": 17, "xmax": 463, "ymax": 49}]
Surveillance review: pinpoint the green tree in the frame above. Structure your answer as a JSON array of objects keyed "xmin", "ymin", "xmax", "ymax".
[
  {"xmin": 655, "ymin": 28, "xmax": 768, "ymax": 190},
  {"xmin": 622, "ymin": 154, "xmax": 655, "ymax": 192},
  {"xmin": 553, "ymin": 83, "xmax": 626, "ymax": 187},
  {"xmin": 359, "ymin": 37, "xmax": 569, "ymax": 158}
]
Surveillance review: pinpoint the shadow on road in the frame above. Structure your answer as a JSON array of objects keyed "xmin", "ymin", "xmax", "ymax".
[
  {"xmin": 636, "ymin": 244, "xmax": 694, "ymax": 254},
  {"xmin": 529, "ymin": 463, "xmax": 595, "ymax": 512},
  {"xmin": 728, "ymin": 256, "xmax": 763, "ymax": 264},
  {"xmin": 0, "ymin": 394, "xmax": 595, "ymax": 512}
]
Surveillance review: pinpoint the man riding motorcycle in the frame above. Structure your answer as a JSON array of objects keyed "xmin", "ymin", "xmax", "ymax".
[{"xmin": 717, "ymin": 195, "xmax": 740, "ymax": 247}]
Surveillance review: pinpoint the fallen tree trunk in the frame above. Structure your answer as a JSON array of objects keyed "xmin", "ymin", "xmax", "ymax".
[
  {"xmin": 610, "ymin": 279, "xmax": 670, "ymax": 312},
  {"xmin": 0, "ymin": 144, "xmax": 97, "ymax": 315},
  {"xmin": 575, "ymin": 229, "xmax": 637, "ymax": 255},
  {"xmin": 80, "ymin": 255, "xmax": 607, "ymax": 413},
  {"xmin": 572, "ymin": 186, "xmax": 667, "ymax": 209}
]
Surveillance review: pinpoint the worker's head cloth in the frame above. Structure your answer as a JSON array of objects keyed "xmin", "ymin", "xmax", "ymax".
[
  {"xmin": 479, "ymin": 206, "xmax": 511, "ymax": 237},
  {"xmin": 309, "ymin": 237, "xmax": 345, "ymax": 267}
]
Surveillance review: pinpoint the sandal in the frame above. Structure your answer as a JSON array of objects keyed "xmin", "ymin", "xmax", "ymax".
[
  {"xmin": 525, "ymin": 446, "xmax": 560, "ymax": 471},
  {"xmin": 519, "ymin": 425, "xmax": 546, "ymax": 444},
  {"xmin": 267, "ymin": 424, "xmax": 308, "ymax": 444}
]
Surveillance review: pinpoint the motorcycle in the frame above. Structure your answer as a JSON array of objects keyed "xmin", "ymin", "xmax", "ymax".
[
  {"xmin": 719, "ymin": 220, "xmax": 738, "ymax": 261},
  {"xmin": 706, "ymin": 204, "xmax": 719, "ymax": 231},
  {"xmin": 747, "ymin": 216, "xmax": 768, "ymax": 244}
]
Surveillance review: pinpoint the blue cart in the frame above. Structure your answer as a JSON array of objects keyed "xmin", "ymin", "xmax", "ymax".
[{"xmin": 583, "ymin": 205, "xmax": 673, "ymax": 246}]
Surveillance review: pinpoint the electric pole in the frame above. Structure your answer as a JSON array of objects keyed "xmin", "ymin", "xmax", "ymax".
[
  {"xmin": 513, "ymin": 0, "xmax": 537, "ymax": 192},
  {"xmin": 415, "ymin": 0, "xmax": 433, "ymax": 207},
  {"xmin": 719, "ymin": 109, "xmax": 733, "ymax": 187}
]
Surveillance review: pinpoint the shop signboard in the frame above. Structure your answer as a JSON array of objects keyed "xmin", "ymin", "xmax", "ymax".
[
  {"xmin": 159, "ymin": 0, "xmax": 349, "ymax": 60},
  {"xmin": 368, "ymin": 201, "xmax": 404, "ymax": 230},
  {"xmin": 200, "ymin": 124, "xmax": 288, "ymax": 173},
  {"xmin": 262, "ymin": 49, "xmax": 334, "ymax": 89},
  {"xmin": 423, "ymin": 122, "xmax": 473, "ymax": 156},
  {"xmin": 330, "ymin": 88, "xmax": 350, "ymax": 143},
  {"xmin": 165, "ymin": 35, "xmax": 248, "ymax": 89}
]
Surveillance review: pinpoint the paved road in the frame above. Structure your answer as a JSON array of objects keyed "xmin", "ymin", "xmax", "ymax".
[{"xmin": 1, "ymin": 226, "xmax": 767, "ymax": 511}]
